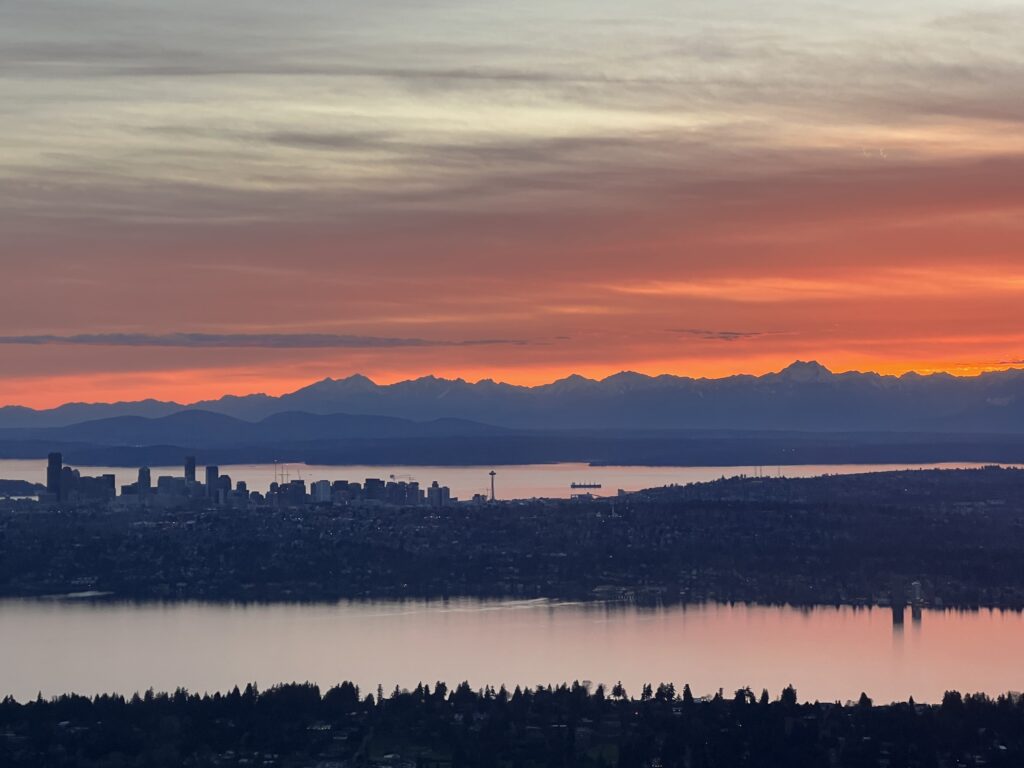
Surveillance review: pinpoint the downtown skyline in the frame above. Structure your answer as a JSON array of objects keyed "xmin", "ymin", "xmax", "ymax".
[{"xmin": 3, "ymin": 0, "xmax": 1024, "ymax": 408}]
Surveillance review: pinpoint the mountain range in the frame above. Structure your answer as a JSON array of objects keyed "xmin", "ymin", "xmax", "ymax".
[
  {"xmin": 2, "ymin": 361, "xmax": 1024, "ymax": 433},
  {"xmin": 0, "ymin": 411, "xmax": 504, "ymax": 449}
]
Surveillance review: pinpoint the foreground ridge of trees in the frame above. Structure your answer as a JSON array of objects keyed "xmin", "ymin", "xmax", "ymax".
[
  {"xmin": 2, "ymin": 681, "xmax": 1023, "ymax": 767},
  {"xmin": 4, "ymin": 467, "xmax": 1024, "ymax": 608}
]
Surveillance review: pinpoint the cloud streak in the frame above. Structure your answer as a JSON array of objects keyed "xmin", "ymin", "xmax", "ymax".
[
  {"xmin": 0, "ymin": 333, "xmax": 528, "ymax": 349},
  {"xmin": 671, "ymin": 329, "xmax": 767, "ymax": 342}
]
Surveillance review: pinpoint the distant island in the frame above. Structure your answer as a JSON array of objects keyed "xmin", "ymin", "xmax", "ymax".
[{"xmin": 6, "ymin": 467, "xmax": 1024, "ymax": 609}]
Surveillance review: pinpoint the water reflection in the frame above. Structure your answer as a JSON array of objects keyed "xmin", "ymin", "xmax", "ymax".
[
  {"xmin": 3, "ymin": 598, "xmax": 1024, "ymax": 705},
  {"xmin": 892, "ymin": 604, "xmax": 905, "ymax": 630}
]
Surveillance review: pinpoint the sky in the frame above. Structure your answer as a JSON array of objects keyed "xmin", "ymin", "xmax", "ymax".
[{"xmin": 2, "ymin": 0, "xmax": 1023, "ymax": 407}]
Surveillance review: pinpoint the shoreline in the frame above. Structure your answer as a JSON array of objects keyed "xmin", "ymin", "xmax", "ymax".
[{"xmin": 5, "ymin": 592, "xmax": 1024, "ymax": 613}]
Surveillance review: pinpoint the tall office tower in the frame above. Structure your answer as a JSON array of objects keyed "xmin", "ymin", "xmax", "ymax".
[
  {"xmin": 47, "ymin": 453, "xmax": 63, "ymax": 498},
  {"xmin": 311, "ymin": 480, "xmax": 332, "ymax": 503},
  {"xmin": 60, "ymin": 466, "xmax": 77, "ymax": 502},
  {"xmin": 205, "ymin": 465, "xmax": 219, "ymax": 497},
  {"xmin": 184, "ymin": 456, "xmax": 196, "ymax": 485},
  {"xmin": 427, "ymin": 481, "xmax": 452, "ymax": 508},
  {"xmin": 138, "ymin": 466, "xmax": 152, "ymax": 495}
]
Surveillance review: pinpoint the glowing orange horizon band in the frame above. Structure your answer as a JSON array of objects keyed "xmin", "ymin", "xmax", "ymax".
[{"xmin": 1, "ymin": 358, "xmax": 1020, "ymax": 410}]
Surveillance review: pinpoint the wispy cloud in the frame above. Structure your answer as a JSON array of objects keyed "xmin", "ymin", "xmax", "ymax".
[
  {"xmin": 671, "ymin": 329, "xmax": 767, "ymax": 342},
  {"xmin": 0, "ymin": 333, "xmax": 527, "ymax": 349},
  {"xmin": 610, "ymin": 270, "xmax": 1024, "ymax": 304}
]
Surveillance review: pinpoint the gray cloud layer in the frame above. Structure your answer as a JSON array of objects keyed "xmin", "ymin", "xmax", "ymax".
[{"xmin": 4, "ymin": 0, "xmax": 1023, "ymax": 231}]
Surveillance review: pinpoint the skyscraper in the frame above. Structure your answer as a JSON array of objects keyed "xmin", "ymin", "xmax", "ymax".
[
  {"xmin": 205, "ymin": 465, "xmax": 219, "ymax": 497},
  {"xmin": 46, "ymin": 453, "xmax": 62, "ymax": 498},
  {"xmin": 138, "ymin": 467, "xmax": 152, "ymax": 495},
  {"xmin": 311, "ymin": 480, "xmax": 332, "ymax": 503},
  {"xmin": 60, "ymin": 466, "xmax": 77, "ymax": 502},
  {"xmin": 427, "ymin": 481, "xmax": 451, "ymax": 508},
  {"xmin": 184, "ymin": 456, "xmax": 196, "ymax": 485}
]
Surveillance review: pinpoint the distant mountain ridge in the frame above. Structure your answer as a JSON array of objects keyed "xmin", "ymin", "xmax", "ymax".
[
  {"xmin": 3, "ymin": 361, "xmax": 1024, "ymax": 433},
  {"xmin": 0, "ymin": 411, "xmax": 506, "ymax": 449}
]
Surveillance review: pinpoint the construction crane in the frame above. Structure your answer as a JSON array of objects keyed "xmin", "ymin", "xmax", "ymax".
[{"xmin": 273, "ymin": 462, "xmax": 291, "ymax": 485}]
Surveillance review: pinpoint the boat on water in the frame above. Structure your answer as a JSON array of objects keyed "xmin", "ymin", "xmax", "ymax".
[{"xmin": 570, "ymin": 482, "xmax": 602, "ymax": 489}]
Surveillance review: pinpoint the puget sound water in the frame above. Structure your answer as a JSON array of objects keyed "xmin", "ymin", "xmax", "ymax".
[{"xmin": 0, "ymin": 459, "xmax": 1014, "ymax": 500}]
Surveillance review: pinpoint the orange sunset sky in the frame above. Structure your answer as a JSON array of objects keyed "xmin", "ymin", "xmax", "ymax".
[{"xmin": 2, "ymin": 0, "xmax": 1023, "ymax": 408}]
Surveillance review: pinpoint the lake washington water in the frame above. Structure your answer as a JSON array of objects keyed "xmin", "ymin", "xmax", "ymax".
[
  {"xmin": 0, "ymin": 459, "xmax": 1015, "ymax": 500},
  {"xmin": 2, "ymin": 598, "xmax": 1023, "ymax": 704}
]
